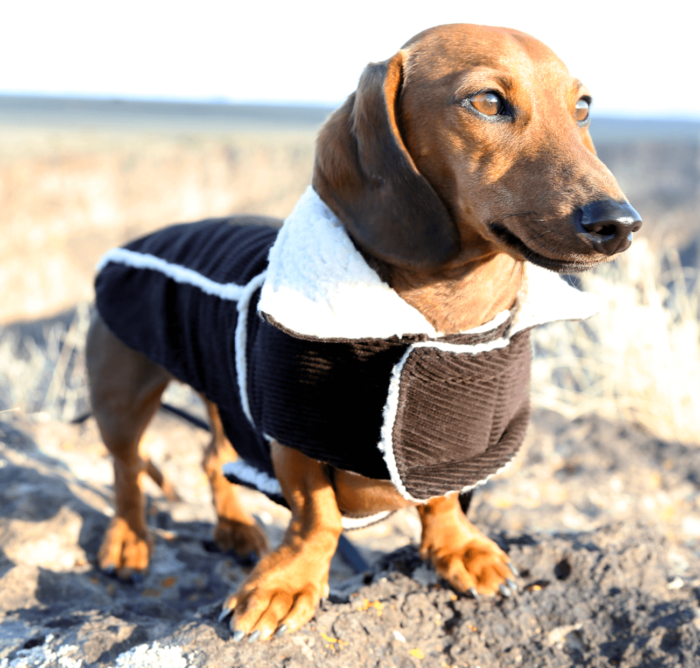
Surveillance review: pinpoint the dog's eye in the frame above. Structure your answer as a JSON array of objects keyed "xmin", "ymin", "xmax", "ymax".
[
  {"xmin": 575, "ymin": 98, "xmax": 590, "ymax": 123},
  {"xmin": 470, "ymin": 92, "xmax": 504, "ymax": 116}
]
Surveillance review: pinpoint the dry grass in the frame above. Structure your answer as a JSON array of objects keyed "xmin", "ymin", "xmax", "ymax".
[
  {"xmin": 0, "ymin": 303, "xmax": 203, "ymax": 423},
  {"xmin": 0, "ymin": 304, "xmax": 91, "ymax": 421},
  {"xmin": 532, "ymin": 240, "xmax": 700, "ymax": 443}
]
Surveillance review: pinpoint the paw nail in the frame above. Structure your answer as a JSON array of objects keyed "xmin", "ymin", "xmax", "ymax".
[
  {"xmin": 469, "ymin": 587, "xmax": 479, "ymax": 600},
  {"xmin": 218, "ymin": 608, "xmax": 233, "ymax": 624},
  {"xmin": 274, "ymin": 624, "xmax": 288, "ymax": 638},
  {"xmin": 508, "ymin": 563, "xmax": 520, "ymax": 578},
  {"xmin": 507, "ymin": 578, "xmax": 518, "ymax": 592},
  {"xmin": 499, "ymin": 584, "xmax": 512, "ymax": 598},
  {"xmin": 248, "ymin": 630, "xmax": 261, "ymax": 643},
  {"xmin": 103, "ymin": 566, "xmax": 116, "ymax": 576},
  {"xmin": 232, "ymin": 630, "xmax": 245, "ymax": 642}
]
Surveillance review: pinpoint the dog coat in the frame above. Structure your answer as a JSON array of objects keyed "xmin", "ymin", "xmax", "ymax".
[{"xmin": 95, "ymin": 187, "xmax": 598, "ymax": 521}]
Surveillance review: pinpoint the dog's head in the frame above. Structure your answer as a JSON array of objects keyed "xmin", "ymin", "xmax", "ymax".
[{"xmin": 313, "ymin": 23, "xmax": 641, "ymax": 274}]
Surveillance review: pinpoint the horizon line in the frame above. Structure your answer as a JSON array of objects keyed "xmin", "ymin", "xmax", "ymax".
[{"xmin": 1, "ymin": 91, "xmax": 699, "ymax": 123}]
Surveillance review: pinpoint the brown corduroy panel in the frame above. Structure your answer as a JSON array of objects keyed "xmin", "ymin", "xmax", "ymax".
[{"xmin": 392, "ymin": 330, "xmax": 531, "ymax": 500}]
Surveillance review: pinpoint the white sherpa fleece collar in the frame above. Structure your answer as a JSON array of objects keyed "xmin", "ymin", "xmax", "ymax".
[{"xmin": 258, "ymin": 186, "xmax": 599, "ymax": 340}]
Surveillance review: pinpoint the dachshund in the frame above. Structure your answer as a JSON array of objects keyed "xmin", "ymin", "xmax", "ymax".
[{"xmin": 86, "ymin": 23, "xmax": 641, "ymax": 643}]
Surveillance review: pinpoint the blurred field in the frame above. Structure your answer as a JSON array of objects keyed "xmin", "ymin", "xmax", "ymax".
[
  {"xmin": 0, "ymin": 98, "xmax": 699, "ymax": 443},
  {"xmin": 533, "ymin": 240, "xmax": 700, "ymax": 442},
  {"xmin": 0, "ymin": 126, "xmax": 315, "ymax": 322}
]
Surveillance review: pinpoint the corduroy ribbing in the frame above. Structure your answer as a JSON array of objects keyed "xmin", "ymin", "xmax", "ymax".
[{"xmin": 391, "ymin": 331, "xmax": 531, "ymax": 500}]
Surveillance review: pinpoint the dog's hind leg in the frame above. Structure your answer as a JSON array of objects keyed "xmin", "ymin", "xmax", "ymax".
[
  {"xmin": 87, "ymin": 313, "xmax": 171, "ymax": 579},
  {"xmin": 201, "ymin": 399, "xmax": 268, "ymax": 560}
]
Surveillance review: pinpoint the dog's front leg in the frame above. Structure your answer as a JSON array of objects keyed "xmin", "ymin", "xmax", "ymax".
[
  {"xmin": 220, "ymin": 441, "xmax": 342, "ymax": 641},
  {"xmin": 418, "ymin": 495, "xmax": 517, "ymax": 597}
]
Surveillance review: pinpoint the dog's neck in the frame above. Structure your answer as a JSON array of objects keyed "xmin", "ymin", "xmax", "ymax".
[{"xmin": 367, "ymin": 252, "xmax": 524, "ymax": 335}]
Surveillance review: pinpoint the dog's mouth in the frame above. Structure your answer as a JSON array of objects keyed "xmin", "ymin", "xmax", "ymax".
[{"xmin": 489, "ymin": 223, "xmax": 601, "ymax": 273}]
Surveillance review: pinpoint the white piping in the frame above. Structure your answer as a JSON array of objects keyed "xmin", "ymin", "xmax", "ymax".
[
  {"xmin": 224, "ymin": 457, "xmax": 391, "ymax": 528},
  {"xmin": 412, "ymin": 336, "xmax": 512, "ymax": 355},
  {"xmin": 235, "ymin": 272, "xmax": 267, "ymax": 426},
  {"xmin": 222, "ymin": 460, "xmax": 283, "ymax": 497},
  {"xmin": 458, "ymin": 458, "xmax": 515, "ymax": 494},
  {"xmin": 376, "ymin": 347, "xmax": 423, "ymax": 503},
  {"xmin": 97, "ymin": 248, "xmax": 248, "ymax": 301}
]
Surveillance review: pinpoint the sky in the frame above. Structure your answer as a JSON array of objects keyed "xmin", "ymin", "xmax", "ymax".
[{"xmin": 2, "ymin": 0, "xmax": 698, "ymax": 119}]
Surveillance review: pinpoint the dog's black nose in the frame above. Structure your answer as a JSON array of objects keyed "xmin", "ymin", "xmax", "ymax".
[{"xmin": 577, "ymin": 200, "xmax": 642, "ymax": 255}]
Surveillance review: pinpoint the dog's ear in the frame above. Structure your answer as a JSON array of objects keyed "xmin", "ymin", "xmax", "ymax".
[{"xmin": 312, "ymin": 51, "xmax": 460, "ymax": 271}]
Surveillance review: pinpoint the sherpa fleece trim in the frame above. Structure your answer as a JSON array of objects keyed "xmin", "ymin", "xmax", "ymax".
[
  {"xmin": 258, "ymin": 187, "xmax": 440, "ymax": 340},
  {"xmin": 510, "ymin": 263, "xmax": 599, "ymax": 335},
  {"xmin": 259, "ymin": 186, "xmax": 599, "ymax": 340}
]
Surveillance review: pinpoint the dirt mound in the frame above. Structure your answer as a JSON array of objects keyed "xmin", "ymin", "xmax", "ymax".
[{"xmin": 2, "ymin": 408, "xmax": 700, "ymax": 667}]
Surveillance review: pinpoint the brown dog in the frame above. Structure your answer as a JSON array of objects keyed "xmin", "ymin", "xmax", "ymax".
[{"xmin": 87, "ymin": 23, "xmax": 640, "ymax": 643}]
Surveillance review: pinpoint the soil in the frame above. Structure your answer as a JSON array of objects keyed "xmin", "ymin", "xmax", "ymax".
[{"xmin": 2, "ymin": 406, "xmax": 700, "ymax": 667}]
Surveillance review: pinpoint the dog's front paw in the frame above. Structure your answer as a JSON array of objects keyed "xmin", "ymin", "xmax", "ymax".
[
  {"xmin": 418, "ymin": 496, "xmax": 517, "ymax": 597},
  {"xmin": 98, "ymin": 516, "xmax": 153, "ymax": 580},
  {"xmin": 424, "ymin": 534, "xmax": 517, "ymax": 597},
  {"xmin": 219, "ymin": 545, "xmax": 330, "ymax": 642}
]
